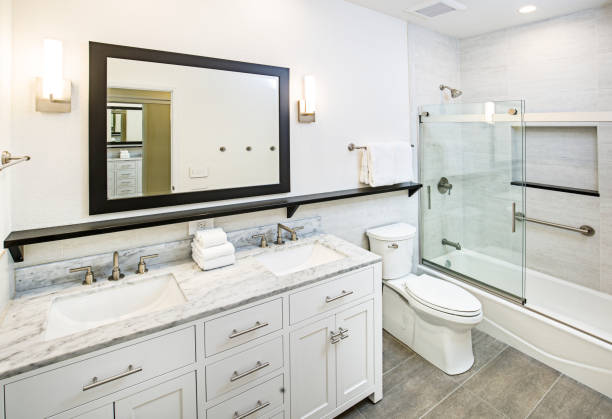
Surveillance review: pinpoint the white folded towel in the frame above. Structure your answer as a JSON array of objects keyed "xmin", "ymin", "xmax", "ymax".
[
  {"xmin": 193, "ymin": 253, "xmax": 236, "ymax": 271},
  {"xmin": 193, "ymin": 228, "xmax": 227, "ymax": 248},
  {"xmin": 360, "ymin": 142, "xmax": 414, "ymax": 187},
  {"xmin": 192, "ymin": 241, "xmax": 235, "ymax": 262}
]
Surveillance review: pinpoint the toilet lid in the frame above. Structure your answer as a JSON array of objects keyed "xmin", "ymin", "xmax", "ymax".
[{"xmin": 404, "ymin": 274, "xmax": 481, "ymax": 316}]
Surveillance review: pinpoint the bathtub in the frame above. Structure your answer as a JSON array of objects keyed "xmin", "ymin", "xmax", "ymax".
[{"xmin": 422, "ymin": 249, "xmax": 612, "ymax": 398}]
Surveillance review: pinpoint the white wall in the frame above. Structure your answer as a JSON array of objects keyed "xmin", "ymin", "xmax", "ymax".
[
  {"xmin": 9, "ymin": 0, "xmax": 416, "ymax": 267},
  {"xmin": 0, "ymin": 0, "xmax": 13, "ymax": 310}
]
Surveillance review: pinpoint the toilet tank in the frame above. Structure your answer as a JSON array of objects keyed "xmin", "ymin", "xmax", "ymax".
[{"xmin": 366, "ymin": 223, "xmax": 417, "ymax": 279}]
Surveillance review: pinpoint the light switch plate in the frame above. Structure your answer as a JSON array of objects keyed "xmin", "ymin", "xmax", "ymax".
[
  {"xmin": 189, "ymin": 167, "xmax": 209, "ymax": 178},
  {"xmin": 188, "ymin": 219, "xmax": 215, "ymax": 235}
]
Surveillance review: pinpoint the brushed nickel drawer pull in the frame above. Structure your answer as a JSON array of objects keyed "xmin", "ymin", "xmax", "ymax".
[
  {"xmin": 325, "ymin": 290, "xmax": 353, "ymax": 303},
  {"xmin": 339, "ymin": 327, "xmax": 349, "ymax": 339},
  {"xmin": 82, "ymin": 364, "xmax": 142, "ymax": 391},
  {"xmin": 330, "ymin": 330, "xmax": 342, "ymax": 344},
  {"xmin": 229, "ymin": 321, "xmax": 269, "ymax": 339},
  {"xmin": 233, "ymin": 400, "xmax": 270, "ymax": 419},
  {"xmin": 230, "ymin": 361, "xmax": 270, "ymax": 382},
  {"xmin": 388, "ymin": 243, "xmax": 399, "ymax": 249}
]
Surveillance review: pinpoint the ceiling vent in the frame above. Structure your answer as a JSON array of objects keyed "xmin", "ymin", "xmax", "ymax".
[{"xmin": 407, "ymin": 0, "xmax": 466, "ymax": 19}]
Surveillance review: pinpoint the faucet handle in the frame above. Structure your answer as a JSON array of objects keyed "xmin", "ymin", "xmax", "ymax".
[
  {"xmin": 290, "ymin": 226, "xmax": 304, "ymax": 241},
  {"xmin": 252, "ymin": 234, "xmax": 268, "ymax": 248},
  {"xmin": 70, "ymin": 266, "xmax": 96, "ymax": 285},
  {"xmin": 136, "ymin": 254, "xmax": 158, "ymax": 274}
]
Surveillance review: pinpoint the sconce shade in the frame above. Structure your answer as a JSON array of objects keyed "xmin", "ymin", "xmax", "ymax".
[
  {"xmin": 36, "ymin": 39, "xmax": 71, "ymax": 112},
  {"xmin": 298, "ymin": 75, "xmax": 316, "ymax": 123}
]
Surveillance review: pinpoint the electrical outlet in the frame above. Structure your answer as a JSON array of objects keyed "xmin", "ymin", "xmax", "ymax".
[{"xmin": 189, "ymin": 219, "xmax": 215, "ymax": 235}]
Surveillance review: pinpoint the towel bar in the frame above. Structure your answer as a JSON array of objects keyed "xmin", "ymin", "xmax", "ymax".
[
  {"xmin": 0, "ymin": 151, "xmax": 31, "ymax": 172},
  {"xmin": 348, "ymin": 142, "xmax": 414, "ymax": 151}
]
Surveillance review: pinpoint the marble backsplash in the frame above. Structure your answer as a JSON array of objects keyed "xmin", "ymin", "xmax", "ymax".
[{"xmin": 14, "ymin": 216, "xmax": 321, "ymax": 293}]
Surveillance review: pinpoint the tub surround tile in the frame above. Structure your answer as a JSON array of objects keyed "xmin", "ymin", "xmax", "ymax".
[{"xmin": 0, "ymin": 233, "xmax": 379, "ymax": 380}]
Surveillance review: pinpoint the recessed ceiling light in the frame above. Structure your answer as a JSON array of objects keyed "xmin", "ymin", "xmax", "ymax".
[{"xmin": 518, "ymin": 5, "xmax": 537, "ymax": 14}]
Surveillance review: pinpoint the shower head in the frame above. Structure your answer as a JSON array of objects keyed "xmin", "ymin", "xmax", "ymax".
[{"xmin": 439, "ymin": 84, "xmax": 463, "ymax": 98}]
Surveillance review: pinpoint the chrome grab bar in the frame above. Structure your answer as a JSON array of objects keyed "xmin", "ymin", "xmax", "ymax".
[
  {"xmin": 230, "ymin": 361, "xmax": 270, "ymax": 382},
  {"xmin": 325, "ymin": 290, "xmax": 353, "ymax": 303},
  {"xmin": 229, "ymin": 321, "xmax": 269, "ymax": 339},
  {"xmin": 83, "ymin": 365, "xmax": 142, "ymax": 391},
  {"xmin": 233, "ymin": 400, "xmax": 270, "ymax": 419},
  {"xmin": 515, "ymin": 212, "xmax": 595, "ymax": 237}
]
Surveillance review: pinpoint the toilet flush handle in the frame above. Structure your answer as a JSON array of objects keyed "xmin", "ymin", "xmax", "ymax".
[{"xmin": 388, "ymin": 243, "xmax": 399, "ymax": 249}]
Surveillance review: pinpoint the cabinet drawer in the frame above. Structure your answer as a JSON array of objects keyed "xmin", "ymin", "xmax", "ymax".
[
  {"xmin": 289, "ymin": 268, "xmax": 374, "ymax": 324},
  {"xmin": 5, "ymin": 326, "xmax": 196, "ymax": 418},
  {"xmin": 206, "ymin": 336, "xmax": 283, "ymax": 401},
  {"xmin": 116, "ymin": 169, "xmax": 137, "ymax": 180},
  {"xmin": 116, "ymin": 186, "xmax": 138, "ymax": 196},
  {"xmin": 115, "ymin": 161, "xmax": 137, "ymax": 171},
  {"xmin": 206, "ymin": 374, "xmax": 284, "ymax": 419},
  {"xmin": 205, "ymin": 299, "xmax": 282, "ymax": 357},
  {"xmin": 116, "ymin": 178, "xmax": 137, "ymax": 188}
]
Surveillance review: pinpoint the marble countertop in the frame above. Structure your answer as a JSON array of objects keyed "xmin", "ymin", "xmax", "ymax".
[{"xmin": 0, "ymin": 234, "xmax": 380, "ymax": 380}]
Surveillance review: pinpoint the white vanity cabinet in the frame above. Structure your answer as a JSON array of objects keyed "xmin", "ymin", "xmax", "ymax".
[
  {"xmin": 290, "ymin": 300, "xmax": 375, "ymax": 419},
  {"xmin": 1, "ymin": 263, "xmax": 382, "ymax": 419},
  {"xmin": 107, "ymin": 158, "xmax": 142, "ymax": 199}
]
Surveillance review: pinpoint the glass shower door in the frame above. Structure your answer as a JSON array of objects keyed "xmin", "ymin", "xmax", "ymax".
[{"xmin": 419, "ymin": 101, "xmax": 526, "ymax": 302}]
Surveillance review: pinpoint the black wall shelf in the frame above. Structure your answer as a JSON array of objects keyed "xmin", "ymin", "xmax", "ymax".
[
  {"xmin": 4, "ymin": 182, "xmax": 422, "ymax": 262},
  {"xmin": 510, "ymin": 181, "xmax": 599, "ymax": 197}
]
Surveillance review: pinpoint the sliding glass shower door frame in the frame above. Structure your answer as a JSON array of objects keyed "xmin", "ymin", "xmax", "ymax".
[{"xmin": 417, "ymin": 101, "xmax": 527, "ymax": 305}]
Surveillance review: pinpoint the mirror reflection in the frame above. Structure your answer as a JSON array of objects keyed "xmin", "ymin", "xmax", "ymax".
[{"xmin": 106, "ymin": 57, "xmax": 280, "ymax": 201}]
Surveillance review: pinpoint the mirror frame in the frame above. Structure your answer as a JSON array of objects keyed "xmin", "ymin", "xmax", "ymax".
[{"xmin": 89, "ymin": 42, "xmax": 290, "ymax": 215}]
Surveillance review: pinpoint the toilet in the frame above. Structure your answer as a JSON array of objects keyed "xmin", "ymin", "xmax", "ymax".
[{"xmin": 366, "ymin": 223, "xmax": 482, "ymax": 375}]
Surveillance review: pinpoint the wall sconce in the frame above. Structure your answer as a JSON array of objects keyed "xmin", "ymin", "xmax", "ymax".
[
  {"xmin": 36, "ymin": 39, "xmax": 71, "ymax": 113},
  {"xmin": 298, "ymin": 75, "xmax": 316, "ymax": 123}
]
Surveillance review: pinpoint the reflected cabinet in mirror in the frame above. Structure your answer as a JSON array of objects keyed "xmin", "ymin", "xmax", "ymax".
[{"xmin": 89, "ymin": 42, "xmax": 289, "ymax": 214}]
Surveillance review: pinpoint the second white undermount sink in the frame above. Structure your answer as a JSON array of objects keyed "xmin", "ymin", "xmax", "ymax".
[
  {"xmin": 45, "ymin": 273, "xmax": 186, "ymax": 341},
  {"xmin": 255, "ymin": 243, "xmax": 346, "ymax": 276}
]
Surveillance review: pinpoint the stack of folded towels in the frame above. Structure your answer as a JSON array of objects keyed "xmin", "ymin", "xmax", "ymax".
[{"xmin": 192, "ymin": 228, "xmax": 236, "ymax": 271}]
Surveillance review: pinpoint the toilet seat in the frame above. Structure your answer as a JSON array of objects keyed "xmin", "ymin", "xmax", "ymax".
[
  {"xmin": 404, "ymin": 274, "xmax": 481, "ymax": 317},
  {"xmin": 386, "ymin": 274, "xmax": 482, "ymax": 318}
]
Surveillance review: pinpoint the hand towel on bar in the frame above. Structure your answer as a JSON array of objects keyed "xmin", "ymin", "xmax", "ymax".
[
  {"xmin": 193, "ymin": 228, "xmax": 227, "ymax": 248},
  {"xmin": 192, "ymin": 241, "xmax": 235, "ymax": 262},
  {"xmin": 193, "ymin": 253, "xmax": 236, "ymax": 271},
  {"xmin": 360, "ymin": 142, "xmax": 414, "ymax": 186}
]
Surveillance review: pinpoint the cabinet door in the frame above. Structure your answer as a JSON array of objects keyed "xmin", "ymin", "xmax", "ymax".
[
  {"xmin": 114, "ymin": 372, "xmax": 197, "ymax": 419},
  {"xmin": 336, "ymin": 300, "xmax": 374, "ymax": 405},
  {"xmin": 290, "ymin": 316, "xmax": 336, "ymax": 419}
]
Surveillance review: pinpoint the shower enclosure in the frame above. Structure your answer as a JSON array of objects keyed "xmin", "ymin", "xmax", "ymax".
[{"xmin": 419, "ymin": 101, "xmax": 526, "ymax": 303}]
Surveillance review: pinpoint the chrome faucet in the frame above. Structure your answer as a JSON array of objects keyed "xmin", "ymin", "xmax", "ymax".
[
  {"xmin": 442, "ymin": 238, "xmax": 461, "ymax": 250},
  {"xmin": 108, "ymin": 251, "xmax": 125, "ymax": 281},
  {"xmin": 276, "ymin": 223, "xmax": 304, "ymax": 245}
]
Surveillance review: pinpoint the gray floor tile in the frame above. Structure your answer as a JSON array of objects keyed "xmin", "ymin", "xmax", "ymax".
[
  {"xmin": 336, "ymin": 403, "xmax": 366, "ymax": 419},
  {"xmin": 359, "ymin": 355, "xmax": 463, "ymax": 418},
  {"xmin": 423, "ymin": 387, "xmax": 506, "ymax": 419},
  {"xmin": 464, "ymin": 347, "xmax": 561, "ymax": 419},
  {"xmin": 528, "ymin": 375, "xmax": 612, "ymax": 419},
  {"xmin": 383, "ymin": 330, "xmax": 415, "ymax": 374}
]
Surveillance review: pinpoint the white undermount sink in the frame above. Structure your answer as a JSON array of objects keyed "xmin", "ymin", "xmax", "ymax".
[
  {"xmin": 255, "ymin": 243, "xmax": 346, "ymax": 276},
  {"xmin": 44, "ymin": 273, "xmax": 186, "ymax": 341}
]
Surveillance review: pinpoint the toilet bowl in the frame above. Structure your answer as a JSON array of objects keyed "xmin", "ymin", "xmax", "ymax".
[{"xmin": 366, "ymin": 223, "xmax": 482, "ymax": 375}]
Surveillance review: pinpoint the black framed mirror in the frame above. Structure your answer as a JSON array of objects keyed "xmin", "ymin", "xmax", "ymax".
[{"xmin": 89, "ymin": 42, "xmax": 290, "ymax": 215}]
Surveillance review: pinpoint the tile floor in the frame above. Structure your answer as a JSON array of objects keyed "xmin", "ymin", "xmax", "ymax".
[{"xmin": 339, "ymin": 330, "xmax": 612, "ymax": 419}]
